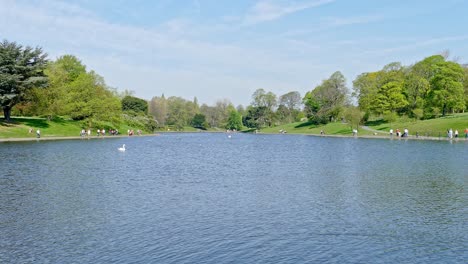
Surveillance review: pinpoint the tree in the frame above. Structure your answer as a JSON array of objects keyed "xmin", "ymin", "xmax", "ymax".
[
  {"xmin": 0, "ymin": 40, "xmax": 48, "ymax": 121},
  {"xmin": 149, "ymin": 94, "xmax": 167, "ymax": 126},
  {"xmin": 279, "ymin": 91, "xmax": 301, "ymax": 123},
  {"xmin": 304, "ymin": 71, "xmax": 348, "ymax": 123},
  {"xmin": 403, "ymin": 73, "xmax": 430, "ymax": 116},
  {"xmin": 250, "ymin": 89, "xmax": 277, "ymax": 127},
  {"xmin": 166, "ymin": 96, "xmax": 190, "ymax": 129},
  {"xmin": 428, "ymin": 61, "xmax": 465, "ymax": 115},
  {"xmin": 191, "ymin": 113, "xmax": 207, "ymax": 129},
  {"xmin": 352, "ymin": 72, "xmax": 381, "ymax": 114},
  {"xmin": 64, "ymin": 71, "xmax": 121, "ymax": 124},
  {"xmin": 122, "ymin": 95, "xmax": 148, "ymax": 113},
  {"xmin": 372, "ymin": 81, "xmax": 408, "ymax": 115},
  {"xmin": 226, "ymin": 109, "xmax": 242, "ymax": 130},
  {"xmin": 343, "ymin": 106, "xmax": 363, "ymax": 130},
  {"xmin": 243, "ymin": 105, "xmax": 268, "ymax": 129}
]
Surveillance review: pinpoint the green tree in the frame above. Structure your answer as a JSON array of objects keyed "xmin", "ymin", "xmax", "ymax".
[
  {"xmin": 279, "ymin": 91, "xmax": 301, "ymax": 123},
  {"xmin": 64, "ymin": 71, "xmax": 121, "ymax": 124},
  {"xmin": 226, "ymin": 109, "xmax": 242, "ymax": 130},
  {"xmin": 304, "ymin": 71, "xmax": 348, "ymax": 123},
  {"xmin": 428, "ymin": 61, "xmax": 465, "ymax": 115},
  {"xmin": 343, "ymin": 106, "xmax": 363, "ymax": 130},
  {"xmin": 149, "ymin": 94, "xmax": 167, "ymax": 126},
  {"xmin": 373, "ymin": 81, "xmax": 408, "ymax": 115},
  {"xmin": 122, "ymin": 95, "xmax": 148, "ymax": 113},
  {"xmin": 243, "ymin": 105, "xmax": 268, "ymax": 129},
  {"xmin": 403, "ymin": 73, "xmax": 430, "ymax": 116},
  {"xmin": 166, "ymin": 96, "xmax": 190, "ymax": 129},
  {"xmin": 0, "ymin": 40, "xmax": 48, "ymax": 121},
  {"xmin": 191, "ymin": 113, "xmax": 207, "ymax": 129}
]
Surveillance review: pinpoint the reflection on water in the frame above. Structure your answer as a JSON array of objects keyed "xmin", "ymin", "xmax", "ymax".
[{"xmin": 0, "ymin": 134, "xmax": 466, "ymax": 263}]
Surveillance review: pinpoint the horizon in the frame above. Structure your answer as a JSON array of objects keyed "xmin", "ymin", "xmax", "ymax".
[{"xmin": 1, "ymin": 0, "xmax": 467, "ymax": 106}]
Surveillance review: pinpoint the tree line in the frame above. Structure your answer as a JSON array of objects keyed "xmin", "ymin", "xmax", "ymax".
[{"xmin": 1, "ymin": 39, "xmax": 467, "ymax": 132}]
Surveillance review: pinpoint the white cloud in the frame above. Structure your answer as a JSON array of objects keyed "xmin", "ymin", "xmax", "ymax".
[
  {"xmin": 0, "ymin": 0, "xmax": 325, "ymax": 105},
  {"xmin": 243, "ymin": 0, "xmax": 335, "ymax": 25}
]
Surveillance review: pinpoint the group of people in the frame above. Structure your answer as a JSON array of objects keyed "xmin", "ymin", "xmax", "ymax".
[
  {"xmin": 127, "ymin": 129, "xmax": 141, "ymax": 136},
  {"xmin": 79, "ymin": 129, "xmax": 120, "ymax": 137},
  {"xmin": 389, "ymin": 128, "xmax": 409, "ymax": 137},
  {"xmin": 446, "ymin": 128, "xmax": 466, "ymax": 139}
]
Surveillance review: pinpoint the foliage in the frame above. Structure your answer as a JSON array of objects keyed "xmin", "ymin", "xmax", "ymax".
[
  {"xmin": 343, "ymin": 106, "xmax": 363, "ymax": 130},
  {"xmin": 122, "ymin": 95, "xmax": 148, "ymax": 113},
  {"xmin": 191, "ymin": 113, "xmax": 208, "ymax": 129},
  {"xmin": 149, "ymin": 95, "xmax": 167, "ymax": 126},
  {"xmin": 0, "ymin": 40, "xmax": 48, "ymax": 121},
  {"xmin": 226, "ymin": 109, "xmax": 242, "ymax": 130},
  {"xmin": 243, "ymin": 106, "xmax": 269, "ymax": 129},
  {"xmin": 303, "ymin": 71, "xmax": 348, "ymax": 124}
]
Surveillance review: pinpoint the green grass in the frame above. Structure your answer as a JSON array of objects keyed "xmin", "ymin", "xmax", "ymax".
[
  {"xmin": 0, "ymin": 117, "xmax": 84, "ymax": 138},
  {"xmin": 366, "ymin": 113, "xmax": 468, "ymax": 137}
]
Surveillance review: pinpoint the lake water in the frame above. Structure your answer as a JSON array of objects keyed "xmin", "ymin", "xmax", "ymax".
[{"xmin": 0, "ymin": 133, "xmax": 466, "ymax": 263}]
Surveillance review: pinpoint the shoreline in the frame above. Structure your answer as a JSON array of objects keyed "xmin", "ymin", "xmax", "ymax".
[
  {"xmin": 1, "ymin": 131, "xmax": 466, "ymax": 143},
  {"xmin": 0, "ymin": 133, "xmax": 159, "ymax": 143}
]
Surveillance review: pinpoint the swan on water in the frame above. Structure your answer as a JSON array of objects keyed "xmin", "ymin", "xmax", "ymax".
[{"xmin": 118, "ymin": 144, "xmax": 126, "ymax": 151}]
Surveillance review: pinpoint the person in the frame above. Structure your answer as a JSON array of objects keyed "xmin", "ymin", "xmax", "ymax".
[
  {"xmin": 396, "ymin": 129, "xmax": 400, "ymax": 137},
  {"xmin": 97, "ymin": 129, "xmax": 100, "ymax": 136},
  {"xmin": 352, "ymin": 129, "xmax": 358, "ymax": 136},
  {"xmin": 465, "ymin": 128, "xmax": 468, "ymax": 138},
  {"xmin": 36, "ymin": 129, "xmax": 41, "ymax": 138},
  {"xmin": 403, "ymin": 128, "xmax": 408, "ymax": 137},
  {"xmin": 389, "ymin": 129, "xmax": 393, "ymax": 136},
  {"xmin": 448, "ymin": 128, "xmax": 453, "ymax": 139},
  {"xmin": 320, "ymin": 130, "xmax": 324, "ymax": 135},
  {"xmin": 102, "ymin": 129, "xmax": 106, "ymax": 136},
  {"xmin": 87, "ymin": 129, "xmax": 91, "ymax": 137},
  {"xmin": 29, "ymin": 128, "xmax": 33, "ymax": 133},
  {"xmin": 454, "ymin": 129, "xmax": 458, "ymax": 138}
]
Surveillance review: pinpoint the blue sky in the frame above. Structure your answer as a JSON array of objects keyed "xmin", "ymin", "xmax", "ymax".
[{"xmin": 1, "ymin": 0, "xmax": 467, "ymax": 106}]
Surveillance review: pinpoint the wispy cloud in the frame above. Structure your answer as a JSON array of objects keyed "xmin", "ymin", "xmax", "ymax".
[
  {"xmin": 0, "ymin": 0, "xmax": 324, "ymax": 104},
  {"xmin": 243, "ymin": 0, "xmax": 335, "ymax": 25},
  {"xmin": 322, "ymin": 14, "xmax": 383, "ymax": 27}
]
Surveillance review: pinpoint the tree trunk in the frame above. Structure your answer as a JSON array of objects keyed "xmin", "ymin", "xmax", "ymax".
[{"xmin": 3, "ymin": 106, "xmax": 11, "ymax": 122}]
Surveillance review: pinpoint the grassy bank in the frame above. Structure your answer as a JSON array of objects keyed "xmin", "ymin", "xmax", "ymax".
[
  {"xmin": 2, "ymin": 113, "xmax": 467, "ymax": 139},
  {"xmin": 257, "ymin": 113, "xmax": 468, "ymax": 138},
  {"xmin": 0, "ymin": 116, "xmax": 141, "ymax": 138}
]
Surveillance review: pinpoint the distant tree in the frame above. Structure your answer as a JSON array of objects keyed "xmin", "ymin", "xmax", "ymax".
[
  {"xmin": 250, "ymin": 89, "xmax": 277, "ymax": 126},
  {"xmin": 304, "ymin": 71, "xmax": 348, "ymax": 123},
  {"xmin": 166, "ymin": 96, "xmax": 190, "ymax": 128},
  {"xmin": 427, "ymin": 61, "xmax": 465, "ymax": 115},
  {"xmin": 373, "ymin": 81, "xmax": 408, "ymax": 115},
  {"xmin": 279, "ymin": 91, "xmax": 301, "ymax": 123},
  {"xmin": 149, "ymin": 94, "xmax": 167, "ymax": 126},
  {"xmin": 403, "ymin": 73, "xmax": 430, "ymax": 116},
  {"xmin": 226, "ymin": 109, "xmax": 242, "ymax": 130},
  {"xmin": 352, "ymin": 71, "xmax": 381, "ymax": 114},
  {"xmin": 122, "ymin": 95, "xmax": 148, "ymax": 113},
  {"xmin": 343, "ymin": 106, "xmax": 363, "ymax": 130},
  {"xmin": 64, "ymin": 71, "xmax": 121, "ymax": 123},
  {"xmin": 243, "ymin": 105, "xmax": 268, "ymax": 128},
  {"xmin": 0, "ymin": 40, "xmax": 48, "ymax": 121},
  {"xmin": 191, "ymin": 113, "xmax": 207, "ymax": 129}
]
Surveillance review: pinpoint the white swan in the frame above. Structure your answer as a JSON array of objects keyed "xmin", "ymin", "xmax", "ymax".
[{"xmin": 118, "ymin": 144, "xmax": 126, "ymax": 152}]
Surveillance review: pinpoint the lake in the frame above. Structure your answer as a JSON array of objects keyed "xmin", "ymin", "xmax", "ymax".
[{"xmin": 0, "ymin": 133, "xmax": 466, "ymax": 263}]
